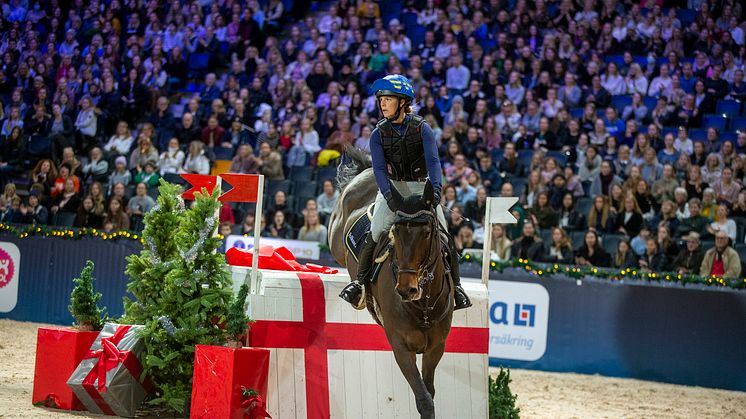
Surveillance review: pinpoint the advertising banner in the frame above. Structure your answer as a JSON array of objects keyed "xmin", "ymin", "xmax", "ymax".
[
  {"xmin": 487, "ymin": 280, "xmax": 549, "ymax": 361},
  {"xmin": 0, "ymin": 242, "xmax": 20, "ymax": 313},
  {"xmin": 225, "ymin": 235, "xmax": 320, "ymax": 260}
]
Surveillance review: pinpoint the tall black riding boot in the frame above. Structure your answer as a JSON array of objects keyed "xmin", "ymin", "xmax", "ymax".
[
  {"xmin": 339, "ymin": 234, "xmax": 376, "ymax": 308},
  {"xmin": 449, "ymin": 240, "xmax": 472, "ymax": 310}
]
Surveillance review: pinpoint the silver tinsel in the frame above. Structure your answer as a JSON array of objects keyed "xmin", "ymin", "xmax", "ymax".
[
  {"xmin": 180, "ymin": 217, "xmax": 216, "ymax": 262},
  {"xmin": 158, "ymin": 315, "xmax": 176, "ymax": 336},
  {"xmin": 147, "ymin": 236, "xmax": 160, "ymax": 264}
]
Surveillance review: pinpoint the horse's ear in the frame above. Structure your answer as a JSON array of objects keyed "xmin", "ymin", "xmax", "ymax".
[{"xmin": 423, "ymin": 180, "xmax": 434, "ymax": 207}]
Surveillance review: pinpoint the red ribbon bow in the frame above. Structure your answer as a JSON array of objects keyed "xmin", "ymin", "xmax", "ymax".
[
  {"xmin": 241, "ymin": 389, "xmax": 271, "ymax": 419},
  {"xmin": 79, "ymin": 325, "xmax": 152, "ymax": 415}
]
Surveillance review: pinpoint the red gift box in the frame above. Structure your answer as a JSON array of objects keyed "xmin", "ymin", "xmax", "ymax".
[
  {"xmin": 32, "ymin": 326, "xmax": 99, "ymax": 410},
  {"xmin": 190, "ymin": 345, "xmax": 270, "ymax": 419}
]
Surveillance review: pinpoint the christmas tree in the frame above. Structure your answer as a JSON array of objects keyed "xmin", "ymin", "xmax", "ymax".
[
  {"xmin": 68, "ymin": 260, "xmax": 107, "ymax": 330},
  {"xmin": 226, "ymin": 283, "xmax": 251, "ymax": 346},
  {"xmin": 124, "ymin": 182, "xmax": 234, "ymax": 414},
  {"xmin": 123, "ymin": 180, "xmax": 184, "ymax": 322}
]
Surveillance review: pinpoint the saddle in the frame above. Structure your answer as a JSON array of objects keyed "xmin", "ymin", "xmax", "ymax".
[{"xmin": 344, "ymin": 203, "xmax": 452, "ymax": 284}]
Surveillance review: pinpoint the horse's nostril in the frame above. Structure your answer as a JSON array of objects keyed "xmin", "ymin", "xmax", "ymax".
[{"xmin": 408, "ymin": 287, "xmax": 418, "ymax": 296}]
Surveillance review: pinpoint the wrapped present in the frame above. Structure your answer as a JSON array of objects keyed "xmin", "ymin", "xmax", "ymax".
[
  {"xmin": 66, "ymin": 323, "xmax": 151, "ymax": 417},
  {"xmin": 32, "ymin": 327, "xmax": 99, "ymax": 410},
  {"xmin": 190, "ymin": 345, "xmax": 270, "ymax": 419}
]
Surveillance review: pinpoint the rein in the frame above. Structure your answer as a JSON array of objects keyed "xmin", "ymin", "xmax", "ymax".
[{"xmin": 389, "ymin": 215, "xmax": 452, "ymax": 330}]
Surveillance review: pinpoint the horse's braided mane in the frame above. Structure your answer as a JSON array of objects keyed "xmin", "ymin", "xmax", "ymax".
[{"xmin": 336, "ymin": 146, "xmax": 372, "ymax": 191}]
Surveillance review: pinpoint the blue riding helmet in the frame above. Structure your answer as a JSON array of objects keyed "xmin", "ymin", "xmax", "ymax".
[{"xmin": 369, "ymin": 75, "xmax": 415, "ymax": 99}]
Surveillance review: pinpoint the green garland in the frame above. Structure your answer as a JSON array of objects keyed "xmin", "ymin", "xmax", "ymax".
[
  {"xmin": 0, "ymin": 223, "xmax": 144, "ymax": 244},
  {"xmin": 460, "ymin": 254, "xmax": 746, "ymax": 290}
]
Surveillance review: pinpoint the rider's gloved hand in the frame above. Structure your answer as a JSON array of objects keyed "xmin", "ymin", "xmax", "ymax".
[{"xmin": 384, "ymin": 191, "xmax": 399, "ymax": 212}]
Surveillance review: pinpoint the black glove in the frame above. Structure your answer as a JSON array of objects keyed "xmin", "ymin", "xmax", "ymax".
[{"xmin": 384, "ymin": 191, "xmax": 399, "ymax": 212}]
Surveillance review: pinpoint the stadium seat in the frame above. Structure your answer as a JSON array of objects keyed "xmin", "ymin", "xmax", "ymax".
[
  {"xmin": 546, "ymin": 151, "xmax": 568, "ymax": 167},
  {"xmin": 676, "ymin": 8, "xmax": 697, "ymax": 25},
  {"xmin": 570, "ymin": 231, "xmax": 586, "ymax": 249},
  {"xmin": 54, "ymin": 212, "xmax": 76, "ymax": 227},
  {"xmin": 730, "ymin": 117, "xmax": 746, "ymax": 133},
  {"xmin": 188, "ymin": 53, "xmax": 210, "ymax": 77},
  {"xmin": 733, "ymin": 217, "xmax": 746, "ymax": 244},
  {"xmin": 539, "ymin": 228, "xmax": 552, "ymax": 244},
  {"xmin": 511, "ymin": 177, "xmax": 528, "ymax": 197},
  {"xmin": 400, "ymin": 12, "xmax": 418, "ymax": 28},
  {"xmin": 689, "ymin": 129, "xmax": 707, "ymax": 141},
  {"xmin": 569, "ymin": 108, "xmax": 584, "ymax": 119},
  {"xmin": 289, "ymin": 166, "xmax": 314, "ymax": 181},
  {"xmin": 642, "ymin": 96, "xmax": 658, "ymax": 112},
  {"xmin": 604, "ymin": 55, "xmax": 625, "ymax": 66},
  {"xmin": 491, "ymin": 148, "xmax": 504, "ymax": 161},
  {"xmin": 601, "ymin": 234, "xmax": 624, "ymax": 256},
  {"xmin": 518, "ymin": 149, "xmax": 534, "ymax": 166},
  {"xmin": 575, "ymin": 197, "xmax": 593, "ymax": 216},
  {"xmin": 407, "ymin": 25, "xmax": 426, "ymax": 48},
  {"xmin": 735, "ymin": 244, "xmax": 746, "ymax": 262},
  {"xmin": 661, "ymin": 127, "xmax": 678, "ymax": 138},
  {"xmin": 611, "ymin": 95, "xmax": 632, "ymax": 113},
  {"xmin": 702, "ymin": 115, "xmax": 727, "ymax": 131},
  {"xmin": 716, "ymin": 100, "xmax": 741, "ymax": 118},
  {"xmin": 292, "ymin": 180, "xmax": 317, "ymax": 196},
  {"xmin": 316, "ymin": 166, "xmax": 338, "ymax": 184},
  {"xmin": 721, "ymin": 131, "xmax": 737, "ymax": 141},
  {"xmin": 266, "ymin": 179, "xmax": 291, "ymax": 198}
]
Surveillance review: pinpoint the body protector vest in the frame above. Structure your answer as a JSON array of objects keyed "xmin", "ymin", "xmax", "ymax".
[{"xmin": 376, "ymin": 114, "xmax": 428, "ymax": 181}]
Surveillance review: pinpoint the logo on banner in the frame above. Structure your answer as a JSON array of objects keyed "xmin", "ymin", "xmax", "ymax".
[
  {"xmin": 488, "ymin": 281, "xmax": 549, "ymax": 361},
  {"xmin": 0, "ymin": 242, "xmax": 20, "ymax": 312}
]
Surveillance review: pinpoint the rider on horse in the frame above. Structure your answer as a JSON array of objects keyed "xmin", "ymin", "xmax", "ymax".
[{"xmin": 339, "ymin": 74, "xmax": 472, "ymax": 310}]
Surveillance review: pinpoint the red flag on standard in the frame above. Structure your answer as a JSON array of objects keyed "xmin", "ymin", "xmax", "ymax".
[
  {"xmin": 181, "ymin": 174, "xmax": 218, "ymax": 201},
  {"xmin": 219, "ymin": 174, "xmax": 261, "ymax": 203}
]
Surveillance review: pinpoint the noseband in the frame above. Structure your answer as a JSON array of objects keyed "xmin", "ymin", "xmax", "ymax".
[{"xmin": 390, "ymin": 211, "xmax": 439, "ymax": 289}]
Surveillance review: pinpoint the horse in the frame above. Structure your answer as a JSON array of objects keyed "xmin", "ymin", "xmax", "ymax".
[{"xmin": 328, "ymin": 148, "xmax": 454, "ymax": 419}]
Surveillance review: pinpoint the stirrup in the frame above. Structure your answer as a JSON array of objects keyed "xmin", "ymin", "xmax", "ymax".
[
  {"xmin": 454, "ymin": 285, "xmax": 472, "ymax": 310},
  {"xmin": 339, "ymin": 281, "xmax": 366, "ymax": 310}
]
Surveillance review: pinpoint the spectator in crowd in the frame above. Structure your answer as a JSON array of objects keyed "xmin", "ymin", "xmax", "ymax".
[
  {"xmin": 707, "ymin": 203, "xmax": 738, "ymax": 242},
  {"xmin": 263, "ymin": 209, "xmax": 293, "ymax": 239},
  {"xmin": 316, "ymin": 179, "xmax": 339, "ymax": 219},
  {"xmin": 182, "ymin": 141, "xmax": 211, "ymax": 175},
  {"xmin": 134, "ymin": 162, "xmax": 161, "ymax": 189},
  {"xmin": 256, "ymin": 142, "xmax": 284, "ymax": 180},
  {"xmin": 489, "ymin": 224, "xmax": 512, "ymax": 262},
  {"xmin": 588, "ymin": 195, "xmax": 614, "ymax": 233},
  {"xmin": 542, "ymin": 227, "xmax": 574, "ymax": 264},
  {"xmin": 82, "ymin": 147, "xmax": 108, "ymax": 184},
  {"xmin": 657, "ymin": 224, "xmax": 680, "ymax": 260},
  {"xmin": 159, "ymin": 138, "xmax": 186, "ymax": 177},
  {"xmin": 700, "ymin": 231, "xmax": 742, "ymax": 279},
  {"xmin": 673, "ymin": 232, "xmax": 705, "ymax": 275},
  {"xmin": 103, "ymin": 197, "xmax": 130, "ymax": 232},
  {"xmin": 510, "ymin": 221, "xmax": 543, "ymax": 261},
  {"xmin": 613, "ymin": 239, "xmax": 638, "ymax": 270},
  {"xmin": 298, "ymin": 209, "xmax": 328, "ymax": 246},
  {"xmin": 50, "ymin": 178, "xmax": 81, "ymax": 219},
  {"xmin": 639, "ymin": 237, "xmax": 668, "ymax": 273},
  {"xmin": 129, "ymin": 136, "xmax": 159, "ymax": 171},
  {"xmin": 104, "ymin": 121, "xmax": 134, "ymax": 156},
  {"xmin": 529, "ymin": 191, "xmax": 557, "ymax": 230},
  {"xmin": 20, "ymin": 191, "xmax": 48, "ymax": 225},
  {"xmin": 75, "ymin": 196, "xmax": 103, "ymax": 229},
  {"xmin": 575, "ymin": 229, "xmax": 610, "ymax": 268}
]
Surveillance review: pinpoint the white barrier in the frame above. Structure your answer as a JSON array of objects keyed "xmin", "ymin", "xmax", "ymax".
[{"xmin": 231, "ymin": 267, "xmax": 489, "ymax": 419}]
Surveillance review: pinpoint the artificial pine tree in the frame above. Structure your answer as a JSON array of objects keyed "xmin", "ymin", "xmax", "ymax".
[
  {"xmin": 225, "ymin": 283, "xmax": 251, "ymax": 347},
  {"xmin": 68, "ymin": 260, "xmax": 107, "ymax": 331},
  {"xmin": 123, "ymin": 180, "xmax": 185, "ymax": 322},
  {"xmin": 489, "ymin": 367, "xmax": 521, "ymax": 419},
  {"xmin": 125, "ymin": 183, "xmax": 233, "ymax": 414}
]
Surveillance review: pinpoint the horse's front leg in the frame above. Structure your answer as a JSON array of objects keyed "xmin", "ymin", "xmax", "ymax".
[
  {"xmin": 391, "ymin": 345, "xmax": 435, "ymax": 419},
  {"xmin": 421, "ymin": 340, "xmax": 446, "ymax": 399}
]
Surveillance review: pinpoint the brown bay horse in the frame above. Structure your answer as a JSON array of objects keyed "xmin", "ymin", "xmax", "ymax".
[{"xmin": 328, "ymin": 148, "xmax": 454, "ymax": 419}]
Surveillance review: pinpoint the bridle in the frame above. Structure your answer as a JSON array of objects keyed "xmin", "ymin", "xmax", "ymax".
[{"xmin": 389, "ymin": 210, "xmax": 452, "ymax": 329}]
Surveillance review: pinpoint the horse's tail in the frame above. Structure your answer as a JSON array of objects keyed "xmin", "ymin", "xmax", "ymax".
[{"xmin": 336, "ymin": 146, "xmax": 372, "ymax": 192}]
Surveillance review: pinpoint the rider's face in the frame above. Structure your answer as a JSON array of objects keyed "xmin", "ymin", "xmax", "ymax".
[{"xmin": 379, "ymin": 95, "xmax": 401, "ymax": 119}]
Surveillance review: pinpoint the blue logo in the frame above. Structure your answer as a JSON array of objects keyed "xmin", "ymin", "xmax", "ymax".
[{"xmin": 490, "ymin": 302, "xmax": 536, "ymax": 327}]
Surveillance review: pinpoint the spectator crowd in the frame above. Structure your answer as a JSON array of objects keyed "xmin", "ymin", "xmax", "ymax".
[{"xmin": 0, "ymin": 0, "xmax": 744, "ymax": 277}]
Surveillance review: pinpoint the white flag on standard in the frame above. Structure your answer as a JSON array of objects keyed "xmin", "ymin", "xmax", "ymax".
[{"xmin": 486, "ymin": 197, "xmax": 519, "ymax": 224}]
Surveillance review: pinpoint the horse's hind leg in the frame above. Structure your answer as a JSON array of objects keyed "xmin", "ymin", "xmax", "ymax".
[
  {"xmin": 392, "ymin": 346, "xmax": 435, "ymax": 419},
  {"xmin": 422, "ymin": 341, "xmax": 446, "ymax": 399}
]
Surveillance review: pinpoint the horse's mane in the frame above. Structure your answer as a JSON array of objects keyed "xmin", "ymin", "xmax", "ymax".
[{"xmin": 336, "ymin": 147, "xmax": 372, "ymax": 191}]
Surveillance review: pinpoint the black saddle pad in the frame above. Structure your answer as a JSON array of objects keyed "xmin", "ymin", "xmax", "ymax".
[{"xmin": 345, "ymin": 206, "xmax": 372, "ymax": 263}]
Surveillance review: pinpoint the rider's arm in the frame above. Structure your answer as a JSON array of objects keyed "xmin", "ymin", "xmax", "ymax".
[
  {"xmin": 422, "ymin": 123, "xmax": 442, "ymax": 195},
  {"xmin": 369, "ymin": 128, "xmax": 392, "ymax": 197}
]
